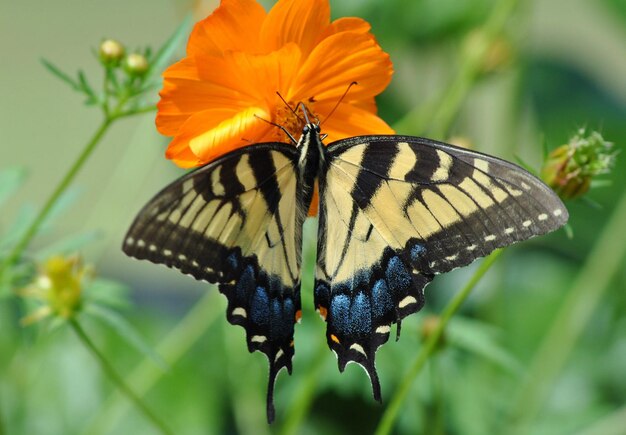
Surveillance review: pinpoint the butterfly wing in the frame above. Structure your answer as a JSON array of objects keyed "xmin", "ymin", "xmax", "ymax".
[
  {"xmin": 122, "ymin": 143, "xmax": 305, "ymax": 422},
  {"xmin": 315, "ymin": 135, "xmax": 568, "ymax": 398}
]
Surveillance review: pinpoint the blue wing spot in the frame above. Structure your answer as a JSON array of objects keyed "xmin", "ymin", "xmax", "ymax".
[
  {"xmin": 371, "ymin": 279, "xmax": 393, "ymax": 319},
  {"xmin": 330, "ymin": 294, "xmax": 351, "ymax": 334},
  {"xmin": 385, "ymin": 256, "xmax": 412, "ymax": 293},
  {"xmin": 349, "ymin": 292, "xmax": 372, "ymax": 334},
  {"xmin": 410, "ymin": 244, "xmax": 426, "ymax": 262},
  {"xmin": 270, "ymin": 297, "xmax": 295, "ymax": 339},
  {"xmin": 236, "ymin": 265, "xmax": 256, "ymax": 300},
  {"xmin": 250, "ymin": 286, "xmax": 270, "ymax": 325}
]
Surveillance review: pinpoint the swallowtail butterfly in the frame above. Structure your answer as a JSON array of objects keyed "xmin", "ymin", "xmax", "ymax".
[{"xmin": 123, "ymin": 109, "xmax": 568, "ymax": 422}]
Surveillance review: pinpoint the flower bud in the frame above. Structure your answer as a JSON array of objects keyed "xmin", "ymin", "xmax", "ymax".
[
  {"xmin": 99, "ymin": 39, "xmax": 125, "ymax": 66},
  {"xmin": 541, "ymin": 129, "xmax": 616, "ymax": 200},
  {"xmin": 19, "ymin": 255, "xmax": 87, "ymax": 325},
  {"xmin": 124, "ymin": 53, "xmax": 149, "ymax": 77}
]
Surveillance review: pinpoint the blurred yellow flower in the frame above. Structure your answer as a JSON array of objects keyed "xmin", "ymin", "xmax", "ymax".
[{"xmin": 19, "ymin": 256, "xmax": 89, "ymax": 325}]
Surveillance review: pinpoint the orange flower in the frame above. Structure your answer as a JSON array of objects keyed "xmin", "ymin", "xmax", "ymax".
[{"xmin": 157, "ymin": 0, "xmax": 394, "ymax": 169}]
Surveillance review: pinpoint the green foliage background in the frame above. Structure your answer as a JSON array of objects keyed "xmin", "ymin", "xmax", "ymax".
[{"xmin": 1, "ymin": 0, "xmax": 625, "ymax": 434}]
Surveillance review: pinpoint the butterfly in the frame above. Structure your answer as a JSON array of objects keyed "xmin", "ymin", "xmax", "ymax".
[{"xmin": 123, "ymin": 108, "xmax": 568, "ymax": 422}]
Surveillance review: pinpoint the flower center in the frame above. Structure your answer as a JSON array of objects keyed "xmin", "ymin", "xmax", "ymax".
[{"xmin": 272, "ymin": 101, "xmax": 317, "ymax": 144}]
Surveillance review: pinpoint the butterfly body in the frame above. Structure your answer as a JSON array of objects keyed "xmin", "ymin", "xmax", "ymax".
[{"xmin": 123, "ymin": 123, "xmax": 568, "ymax": 422}]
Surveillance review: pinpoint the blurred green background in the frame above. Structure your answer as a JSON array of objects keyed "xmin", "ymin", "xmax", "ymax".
[{"xmin": 1, "ymin": 0, "xmax": 625, "ymax": 434}]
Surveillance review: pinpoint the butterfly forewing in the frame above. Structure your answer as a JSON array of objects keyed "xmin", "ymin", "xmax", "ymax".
[
  {"xmin": 122, "ymin": 143, "xmax": 305, "ymax": 422},
  {"xmin": 314, "ymin": 135, "xmax": 568, "ymax": 396}
]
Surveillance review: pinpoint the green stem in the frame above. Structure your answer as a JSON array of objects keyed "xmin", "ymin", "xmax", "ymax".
[
  {"xmin": 0, "ymin": 118, "xmax": 112, "ymax": 278},
  {"xmin": 70, "ymin": 319, "xmax": 173, "ymax": 435},
  {"xmin": 279, "ymin": 337, "xmax": 328, "ymax": 435},
  {"xmin": 83, "ymin": 291, "xmax": 221, "ymax": 435},
  {"xmin": 393, "ymin": 0, "xmax": 518, "ymax": 138},
  {"xmin": 507, "ymin": 187, "xmax": 626, "ymax": 432},
  {"xmin": 374, "ymin": 250, "xmax": 502, "ymax": 435}
]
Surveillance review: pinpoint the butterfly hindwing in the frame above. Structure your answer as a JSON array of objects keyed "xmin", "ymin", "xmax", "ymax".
[
  {"xmin": 315, "ymin": 135, "xmax": 568, "ymax": 398},
  {"xmin": 122, "ymin": 143, "xmax": 305, "ymax": 421}
]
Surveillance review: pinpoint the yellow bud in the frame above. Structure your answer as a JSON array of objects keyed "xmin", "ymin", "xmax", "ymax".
[
  {"xmin": 124, "ymin": 53, "xmax": 149, "ymax": 76},
  {"xmin": 99, "ymin": 39, "xmax": 125, "ymax": 66}
]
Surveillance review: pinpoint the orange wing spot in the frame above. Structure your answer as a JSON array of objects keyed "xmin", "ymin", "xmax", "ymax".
[
  {"xmin": 295, "ymin": 310, "xmax": 302, "ymax": 323},
  {"xmin": 290, "ymin": 340, "xmax": 294, "ymax": 347},
  {"xmin": 330, "ymin": 334, "xmax": 340, "ymax": 344},
  {"xmin": 318, "ymin": 306, "xmax": 328, "ymax": 320}
]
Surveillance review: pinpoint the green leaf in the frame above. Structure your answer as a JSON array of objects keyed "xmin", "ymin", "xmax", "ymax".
[
  {"xmin": 0, "ymin": 167, "xmax": 27, "ymax": 207},
  {"xmin": 34, "ymin": 231, "xmax": 101, "ymax": 260},
  {"xmin": 0, "ymin": 188, "xmax": 79, "ymax": 251},
  {"xmin": 77, "ymin": 70, "xmax": 97, "ymax": 99},
  {"xmin": 0, "ymin": 204, "xmax": 36, "ymax": 251},
  {"xmin": 84, "ymin": 278, "xmax": 132, "ymax": 310},
  {"xmin": 145, "ymin": 14, "xmax": 193, "ymax": 83},
  {"xmin": 84, "ymin": 303, "xmax": 167, "ymax": 369},
  {"xmin": 41, "ymin": 58, "xmax": 80, "ymax": 91},
  {"xmin": 447, "ymin": 317, "xmax": 524, "ymax": 375}
]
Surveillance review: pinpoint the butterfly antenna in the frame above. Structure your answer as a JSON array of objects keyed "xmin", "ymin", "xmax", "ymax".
[
  {"xmin": 253, "ymin": 114, "xmax": 298, "ymax": 144},
  {"xmin": 320, "ymin": 81, "xmax": 358, "ymax": 125},
  {"xmin": 299, "ymin": 102, "xmax": 312, "ymax": 125},
  {"xmin": 276, "ymin": 92, "xmax": 304, "ymax": 124}
]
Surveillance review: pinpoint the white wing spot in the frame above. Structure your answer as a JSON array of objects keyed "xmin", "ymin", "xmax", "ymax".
[
  {"xmin": 125, "ymin": 237, "xmax": 134, "ymax": 245},
  {"xmin": 505, "ymin": 227, "xmax": 514, "ymax": 234},
  {"xmin": 485, "ymin": 235, "xmax": 496, "ymax": 242},
  {"xmin": 554, "ymin": 209, "xmax": 563, "ymax": 217},
  {"xmin": 521, "ymin": 182, "xmax": 531, "ymax": 190},
  {"xmin": 192, "ymin": 260, "xmax": 199, "ymax": 267},
  {"xmin": 137, "ymin": 239, "xmax": 146, "ymax": 248},
  {"xmin": 178, "ymin": 254, "xmax": 187, "ymax": 261},
  {"xmin": 149, "ymin": 244, "xmax": 157, "ymax": 252},
  {"xmin": 376, "ymin": 325, "xmax": 391, "ymax": 334},
  {"xmin": 251, "ymin": 335, "xmax": 267, "ymax": 343},
  {"xmin": 275, "ymin": 349, "xmax": 284, "ymax": 362},
  {"xmin": 163, "ymin": 249, "xmax": 172, "ymax": 257},
  {"xmin": 399, "ymin": 296, "xmax": 418, "ymax": 308},
  {"xmin": 445, "ymin": 254, "xmax": 458, "ymax": 261},
  {"xmin": 232, "ymin": 307, "xmax": 247, "ymax": 318},
  {"xmin": 538, "ymin": 213, "xmax": 548, "ymax": 221},
  {"xmin": 429, "ymin": 261, "xmax": 437, "ymax": 268},
  {"xmin": 523, "ymin": 220, "xmax": 532, "ymax": 227},
  {"xmin": 350, "ymin": 343, "xmax": 367, "ymax": 356},
  {"xmin": 467, "ymin": 244, "xmax": 477, "ymax": 251}
]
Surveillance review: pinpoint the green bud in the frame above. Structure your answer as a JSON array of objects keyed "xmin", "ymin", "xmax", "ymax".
[{"xmin": 542, "ymin": 129, "xmax": 616, "ymax": 199}]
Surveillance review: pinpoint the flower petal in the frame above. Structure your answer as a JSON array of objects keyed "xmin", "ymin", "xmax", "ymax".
[
  {"xmin": 318, "ymin": 102, "xmax": 394, "ymax": 144},
  {"xmin": 157, "ymin": 56, "xmax": 258, "ymax": 136},
  {"xmin": 260, "ymin": 0, "xmax": 330, "ymax": 56},
  {"xmin": 166, "ymin": 106, "xmax": 272, "ymax": 168},
  {"xmin": 290, "ymin": 31, "xmax": 393, "ymax": 103},
  {"xmin": 322, "ymin": 17, "xmax": 372, "ymax": 38},
  {"xmin": 187, "ymin": 0, "xmax": 267, "ymax": 57}
]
